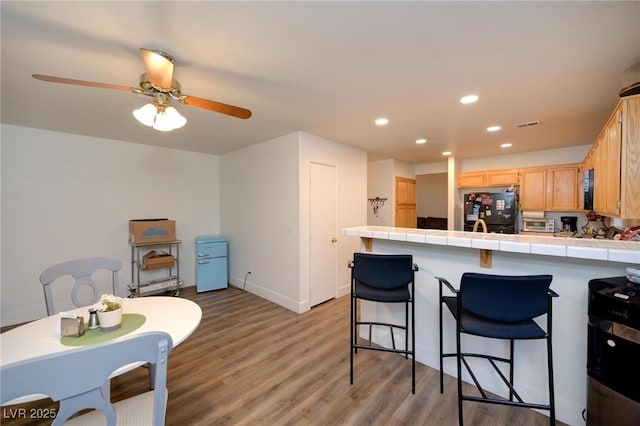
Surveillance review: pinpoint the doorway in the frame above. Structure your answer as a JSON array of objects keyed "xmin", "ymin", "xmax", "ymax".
[
  {"xmin": 309, "ymin": 162, "xmax": 337, "ymax": 307},
  {"xmin": 395, "ymin": 177, "xmax": 417, "ymax": 228}
]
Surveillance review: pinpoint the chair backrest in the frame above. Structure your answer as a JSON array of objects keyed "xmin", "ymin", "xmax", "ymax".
[
  {"xmin": 460, "ymin": 272, "xmax": 553, "ymax": 322},
  {"xmin": 352, "ymin": 253, "xmax": 415, "ymax": 290},
  {"xmin": 39, "ymin": 257, "xmax": 122, "ymax": 315},
  {"xmin": 0, "ymin": 331, "xmax": 172, "ymax": 426}
]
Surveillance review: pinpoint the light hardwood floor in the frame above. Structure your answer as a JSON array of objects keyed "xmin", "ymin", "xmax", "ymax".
[{"xmin": 2, "ymin": 286, "xmax": 563, "ymax": 425}]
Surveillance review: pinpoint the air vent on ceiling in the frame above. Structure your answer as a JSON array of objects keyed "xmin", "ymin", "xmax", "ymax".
[{"xmin": 515, "ymin": 120, "xmax": 540, "ymax": 128}]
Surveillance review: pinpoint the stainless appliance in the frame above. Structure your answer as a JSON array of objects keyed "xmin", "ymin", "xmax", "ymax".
[
  {"xmin": 195, "ymin": 236, "xmax": 228, "ymax": 292},
  {"xmin": 522, "ymin": 217, "xmax": 555, "ymax": 233},
  {"xmin": 584, "ymin": 169, "xmax": 594, "ymax": 211},
  {"xmin": 587, "ymin": 277, "xmax": 640, "ymax": 426},
  {"xmin": 463, "ymin": 192, "xmax": 517, "ymax": 234}
]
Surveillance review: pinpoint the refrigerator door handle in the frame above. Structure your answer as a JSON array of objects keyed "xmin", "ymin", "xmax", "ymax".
[
  {"xmin": 198, "ymin": 261, "xmax": 210, "ymax": 265},
  {"xmin": 197, "ymin": 253, "xmax": 209, "ymax": 258}
]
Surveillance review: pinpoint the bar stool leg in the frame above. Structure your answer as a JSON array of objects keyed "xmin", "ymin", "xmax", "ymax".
[
  {"xmin": 547, "ymin": 314, "xmax": 556, "ymax": 426},
  {"xmin": 411, "ymin": 299, "xmax": 415, "ymax": 394},
  {"xmin": 456, "ymin": 324, "xmax": 463, "ymax": 425},
  {"xmin": 350, "ymin": 293, "xmax": 355, "ymax": 385},
  {"xmin": 404, "ymin": 301, "xmax": 408, "ymax": 359},
  {"xmin": 439, "ymin": 286, "xmax": 444, "ymax": 393},
  {"xmin": 509, "ymin": 339, "xmax": 514, "ymax": 401}
]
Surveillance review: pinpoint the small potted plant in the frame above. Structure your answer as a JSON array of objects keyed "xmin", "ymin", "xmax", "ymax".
[{"xmin": 94, "ymin": 294, "xmax": 124, "ymax": 332}]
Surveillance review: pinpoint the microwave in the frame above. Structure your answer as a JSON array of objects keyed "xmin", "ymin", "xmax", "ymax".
[{"xmin": 522, "ymin": 217, "xmax": 555, "ymax": 233}]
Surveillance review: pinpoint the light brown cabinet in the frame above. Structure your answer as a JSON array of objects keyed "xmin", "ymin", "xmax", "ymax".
[
  {"xmin": 586, "ymin": 95, "xmax": 640, "ymax": 219},
  {"xmin": 620, "ymin": 97, "xmax": 640, "ymax": 218},
  {"xmin": 395, "ymin": 177, "xmax": 416, "ymax": 228},
  {"xmin": 462, "ymin": 165, "xmax": 579, "ymax": 211},
  {"xmin": 457, "ymin": 171, "xmax": 487, "ymax": 188},
  {"xmin": 592, "ymin": 107, "xmax": 621, "ymax": 216},
  {"xmin": 457, "ymin": 169, "xmax": 519, "ymax": 188},
  {"xmin": 519, "ymin": 165, "xmax": 580, "ymax": 211},
  {"xmin": 519, "ymin": 168, "xmax": 547, "ymax": 210},
  {"xmin": 547, "ymin": 165, "xmax": 580, "ymax": 211},
  {"xmin": 488, "ymin": 169, "xmax": 520, "ymax": 186}
]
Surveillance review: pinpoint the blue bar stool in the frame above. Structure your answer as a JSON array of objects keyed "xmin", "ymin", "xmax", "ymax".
[
  {"xmin": 438, "ymin": 273, "xmax": 558, "ymax": 425},
  {"xmin": 349, "ymin": 253, "xmax": 418, "ymax": 393}
]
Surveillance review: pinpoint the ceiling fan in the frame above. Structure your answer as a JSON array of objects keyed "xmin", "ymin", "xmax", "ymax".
[{"xmin": 33, "ymin": 48, "xmax": 251, "ymax": 131}]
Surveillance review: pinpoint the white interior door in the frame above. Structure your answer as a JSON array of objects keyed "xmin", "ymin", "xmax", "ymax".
[{"xmin": 309, "ymin": 162, "xmax": 337, "ymax": 307}]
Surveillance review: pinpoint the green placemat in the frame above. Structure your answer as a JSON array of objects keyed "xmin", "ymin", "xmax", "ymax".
[{"xmin": 61, "ymin": 314, "xmax": 146, "ymax": 347}]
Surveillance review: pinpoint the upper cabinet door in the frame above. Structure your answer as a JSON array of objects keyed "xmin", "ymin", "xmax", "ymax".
[
  {"xmin": 519, "ymin": 168, "xmax": 547, "ymax": 211},
  {"xmin": 620, "ymin": 97, "xmax": 640, "ymax": 219},
  {"xmin": 457, "ymin": 171, "xmax": 487, "ymax": 188},
  {"xmin": 487, "ymin": 169, "xmax": 519, "ymax": 186},
  {"xmin": 605, "ymin": 110, "xmax": 622, "ymax": 216},
  {"xmin": 547, "ymin": 165, "xmax": 579, "ymax": 211},
  {"xmin": 457, "ymin": 169, "xmax": 519, "ymax": 188}
]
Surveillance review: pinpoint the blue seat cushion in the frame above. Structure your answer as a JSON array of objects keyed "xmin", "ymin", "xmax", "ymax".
[
  {"xmin": 355, "ymin": 281, "xmax": 411, "ymax": 303},
  {"xmin": 443, "ymin": 296, "xmax": 546, "ymax": 340}
]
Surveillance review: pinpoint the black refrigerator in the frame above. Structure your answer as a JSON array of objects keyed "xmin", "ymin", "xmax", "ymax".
[{"xmin": 463, "ymin": 191, "xmax": 517, "ymax": 234}]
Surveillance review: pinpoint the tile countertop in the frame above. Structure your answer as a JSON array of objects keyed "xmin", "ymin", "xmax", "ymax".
[{"xmin": 342, "ymin": 226, "xmax": 640, "ymax": 264}]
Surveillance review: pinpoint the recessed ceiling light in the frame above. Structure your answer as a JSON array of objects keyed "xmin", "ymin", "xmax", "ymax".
[
  {"xmin": 375, "ymin": 118, "xmax": 389, "ymax": 126},
  {"xmin": 416, "ymin": 138, "xmax": 427, "ymax": 144},
  {"xmin": 442, "ymin": 151, "xmax": 452, "ymax": 156},
  {"xmin": 460, "ymin": 94, "xmax": 479, "ymax": 104},
  {"xmin": 500, "ymin": 143, "xmax": 513, "ymax": 148},
  {"xmin": 487, "ymin": 125, "xmax": 501, "ymax": 132}
]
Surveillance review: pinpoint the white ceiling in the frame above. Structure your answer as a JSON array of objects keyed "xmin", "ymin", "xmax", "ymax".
[{"xmin": 2, "ymin": 1, "xmax": 639, "ymax": 164}]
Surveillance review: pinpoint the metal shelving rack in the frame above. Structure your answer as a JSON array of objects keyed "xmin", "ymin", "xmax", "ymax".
[{"xmin": 129, "ymin": 240, "xmax": 182, "ymax": 297}]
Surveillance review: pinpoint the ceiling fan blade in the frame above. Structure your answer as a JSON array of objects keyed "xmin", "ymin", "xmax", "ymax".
[
  {"xmin": 32, "ymin": 74, "xmax": 134, "ymax": 92},
  {"xmin": 182, "ymin": 95, "xmax": 252, "ymax": 119},
  {"xmin": 140, "ymin": 48, "xmax": 174, "ymax": 89}
]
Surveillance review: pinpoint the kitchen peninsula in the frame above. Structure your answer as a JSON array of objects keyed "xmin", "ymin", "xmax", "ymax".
[{"xmin": 343, "ymin": 226, "xmax": 639, "ymax": 426}]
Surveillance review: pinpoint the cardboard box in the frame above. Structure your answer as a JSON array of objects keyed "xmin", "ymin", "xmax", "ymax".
[
  {"xmin": 129, "ymin": 219, "xmax": 176, "ymax": 244},
  {"xmin": 142, "ymin": 250, "xmax": 175, "ymax": 270}
]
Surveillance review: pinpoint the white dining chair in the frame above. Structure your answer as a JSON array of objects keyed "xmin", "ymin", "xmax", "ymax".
[
  {"xmin": 40, "ymin": 257, "xmax": 123, "ymax": 316},
  {"xmin": 0, "ymin": 331, "xmax": 172, "ymax": 426}
]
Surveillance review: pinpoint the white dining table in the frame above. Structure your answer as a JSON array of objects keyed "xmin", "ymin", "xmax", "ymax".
[{"xmin": 1, "ymin": 296, "xmax": 202, "ymax": 404}]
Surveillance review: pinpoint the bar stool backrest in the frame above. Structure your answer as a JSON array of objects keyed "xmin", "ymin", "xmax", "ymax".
[
  {"xmin": 460, "ymin": 273, "xmax": 553, "ymax": 322},
  {"xmin": 352, "ymin": 253, "xmax": 414, "ymax": 290}
]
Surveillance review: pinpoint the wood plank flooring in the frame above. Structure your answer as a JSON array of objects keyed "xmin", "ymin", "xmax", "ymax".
[{"xmin": 2, "ymin": 286, "xmax": 563, "ymax": 425}]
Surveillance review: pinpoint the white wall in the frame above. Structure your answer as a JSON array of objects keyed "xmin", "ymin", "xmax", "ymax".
[
  {"xmin": 367, "ymin": 159, "xmax": 394, "ymax": 226},
  {"xmin": 416, "ymin": 173, "xmax": 448, "ymax": 218},
  {"xmin": 1, "ymin": 124, "xmax": 220, "ymax": 325},
  {"xmin": 367, "ymin": 159, "xmax": 417, "ymax": 226},
  {"xmin": 459, "ymin": 145, "xmax": 591, "ymax": 172},
  {"xmin": 220, "ymin": 133, "xmax": 301, "ymax": 311},
  {"xmin": 392, "ymin": 159, "xmax": 415, "ymax": 180},
  {"xmin": 220, "ymin": 131, "xmax": 367, "ymax": 313},
  {"xmin": 414, "ymin": 161, "xmax": 447, "ymax": 175},
  {"xmin": 299, "ymin": 132, "xmax": 367, "ymax": 303}
]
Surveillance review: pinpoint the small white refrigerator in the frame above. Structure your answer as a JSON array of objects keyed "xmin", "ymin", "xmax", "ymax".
[{"xmin": 195, "ymin": 236, "xmax": 228, "ymax": 292}]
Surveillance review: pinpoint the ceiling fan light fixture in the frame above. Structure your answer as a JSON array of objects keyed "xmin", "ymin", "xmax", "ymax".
[
  {"xmin": 132, "ymin": 103, "xmax": 157, "ymax": 127},
  {"xmin": 153, "ymin": 106, "xmax": 187, "ymax": 132},
  {"xmin": 133, "ymin": 102, "xmax": 186, "ymax": 131},
  {"xmin": 164, "ymin": 106, "xmax": 187, "ymax": 129}
]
